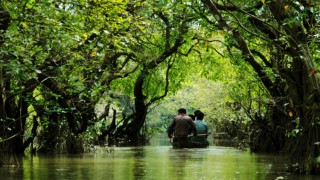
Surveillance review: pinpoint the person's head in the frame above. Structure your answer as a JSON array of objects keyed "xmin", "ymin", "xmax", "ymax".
[
  {"xmin": 194, "ymin": 110, "xmax": 201, "ymax": 117},
  {"xmin": 189, "ymin": 114, "xmax": 195, "ymax": 120},
  {"xmin": 197, "ymin": 111, "xmax": 205, "ymax": 120},
  {"xmin": 178, "ymin": 108, "xmax": 187, "ymax": 114}
]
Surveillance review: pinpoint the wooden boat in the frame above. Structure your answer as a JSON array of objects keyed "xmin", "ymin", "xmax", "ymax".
[{"xmin": 170, "ymin": 134, "xmax": 209, "ymax": 148}]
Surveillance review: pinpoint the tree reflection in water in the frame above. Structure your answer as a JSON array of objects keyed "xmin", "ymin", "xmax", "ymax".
[{"xmin": 0, "ymin": 142, "xmax": 319, "ymax": 179}]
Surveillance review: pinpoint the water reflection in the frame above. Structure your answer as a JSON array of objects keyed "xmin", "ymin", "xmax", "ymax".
[
  {"xmin": 133, "ymin": 148, "xmax": 146, "ymax": 179},
  {"xmin": 1, "ymin": 140, "xmax": 320, "ymax": 179}
]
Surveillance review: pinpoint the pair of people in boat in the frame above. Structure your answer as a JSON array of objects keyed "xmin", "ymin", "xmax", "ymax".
[{"xmin": 167, "ymin": 108, "xmax": 209, "ymax": 148}]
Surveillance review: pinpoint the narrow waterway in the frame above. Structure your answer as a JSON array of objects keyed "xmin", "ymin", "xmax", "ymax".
[{"xmin": 1, "ymin": 137, "xmax": 319, "ymax": 180}]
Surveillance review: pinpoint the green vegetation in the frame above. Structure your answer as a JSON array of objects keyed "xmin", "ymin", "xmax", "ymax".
[{"xmin": 1, "ymin": 0, "xmax": 320, "ymax": 175}]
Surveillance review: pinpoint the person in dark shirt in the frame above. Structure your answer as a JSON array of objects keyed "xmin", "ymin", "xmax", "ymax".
[{"xmin": 168, "ymin": 108, "xmax": 197, "ymax": 148}]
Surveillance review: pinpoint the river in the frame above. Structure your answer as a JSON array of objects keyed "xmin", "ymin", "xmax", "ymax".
[{"xmin": 1, "ymin": 137, "xmax": 319, "ymax": 180}]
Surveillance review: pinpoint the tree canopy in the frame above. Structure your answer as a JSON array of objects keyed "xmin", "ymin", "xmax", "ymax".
[{"xmin": 1, "ymin": 0, "xmax": 320, "ymax": 175}]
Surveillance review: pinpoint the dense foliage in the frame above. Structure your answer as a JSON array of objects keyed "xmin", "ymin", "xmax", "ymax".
[
  {"xmin": 199, "ymin": 0, "xmax": 320, "ymax": 174},
  {"xmin": 1, "ymin": 0, "xmax": 320, "ymax": 175}
]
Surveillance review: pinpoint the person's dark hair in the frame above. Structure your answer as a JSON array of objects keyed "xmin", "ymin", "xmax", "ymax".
[
  {"xmin": 189, "ymin": 114, "xmax": 195, "ymax": 120},
  {"xmin": 194, "ymin": 110, "xmax": 202, "ymax": 118},
  {"xmin": 197, "ymin": 111, "xmax": 205, "ymax": 120},
  {"xmin": 178, "ymin": 108, "xmax": 187, "ymax": 114}
]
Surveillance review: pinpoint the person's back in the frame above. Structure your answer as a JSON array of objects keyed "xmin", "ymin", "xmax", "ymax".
[
  {"xmin": 191, "ymin": 111, "xmax": 209, "ymax": 147},
  {"xmin": 168, "ymin": 108, "xmax": 197, "ymax": 148},
  {"xmin": 194, "ymin": 120, "xmax": 208, "ymax": 134},
  {"xmin": 171, "ymin": 114, "xmax": 194, "ymax": 138}
]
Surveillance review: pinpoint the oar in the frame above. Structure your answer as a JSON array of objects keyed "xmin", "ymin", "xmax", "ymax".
[{"xmin": 188, "ymin": 134, "xmax": 208, "ymax": 137}]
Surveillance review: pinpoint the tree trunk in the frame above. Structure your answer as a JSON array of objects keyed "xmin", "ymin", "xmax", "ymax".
[
  {"xmin": 117, "ymin": 74, "xmax": 148, "ymax": 145},
  {"xmin": 37, "ymin": 113, "xmax": 61, "ymax": 153},
  {"xmin": 112, "ymin": 13, "xmax": 185, "ymax": 145},
  {"xmin": 202, "ymin": 0, "xmax": 320, "ymax": 174},
  {"xmin": 283, "ymin": 46, "xmax": 320, "ymax": 173}
]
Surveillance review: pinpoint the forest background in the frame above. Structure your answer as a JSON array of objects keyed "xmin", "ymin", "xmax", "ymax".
[{"xmin": 1, "ymin": 0, "xmax": 320, "ymax": 174}]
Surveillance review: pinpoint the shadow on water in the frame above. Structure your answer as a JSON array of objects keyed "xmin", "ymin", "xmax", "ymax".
[{"xmin": 1, "ymin": 135, "xmax": 320, "ymax": 179}]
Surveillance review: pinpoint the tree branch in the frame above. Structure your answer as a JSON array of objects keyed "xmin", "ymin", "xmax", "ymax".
[
  {"xmin": 202, "ymin": 0, "xmax": 274, "ymax": 91},
  {"xmin": 147, "ymin": 57, "xmax": 175, "ymax": 106}
]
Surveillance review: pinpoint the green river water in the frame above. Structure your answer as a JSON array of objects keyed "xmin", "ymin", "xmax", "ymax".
[{"xmin": 1, "ymin": 137, "xmax": 320, "ymax": 180}]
